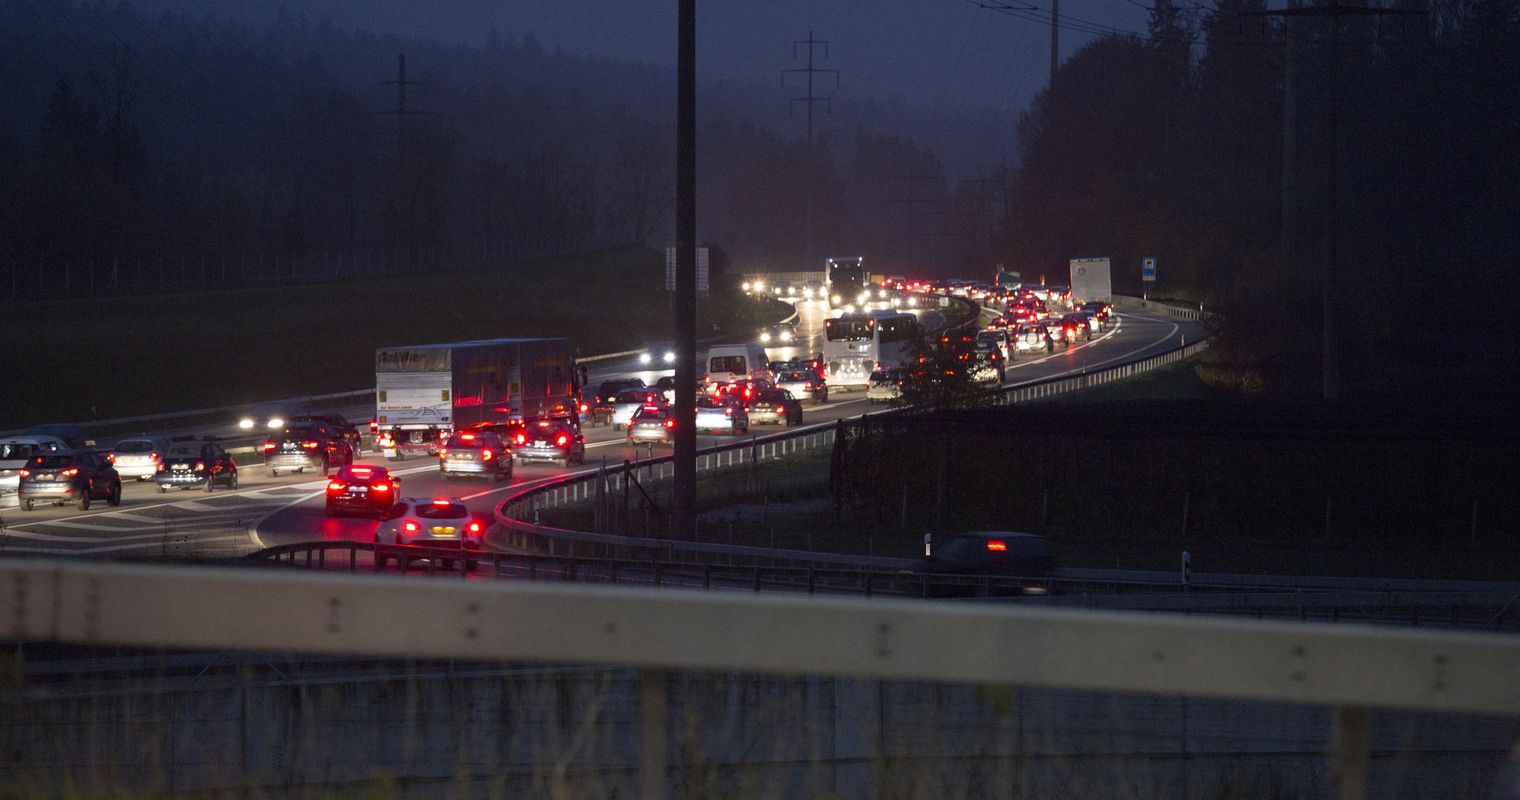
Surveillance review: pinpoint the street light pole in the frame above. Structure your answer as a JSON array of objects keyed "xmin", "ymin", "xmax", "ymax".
[{"xmin": 672, "ymin": 0, "xmax": 698, "ymax": 540}]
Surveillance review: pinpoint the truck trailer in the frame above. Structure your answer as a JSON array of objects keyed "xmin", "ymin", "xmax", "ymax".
[
  {"xmin": 1068, "ymin": 258, "xmax": 1112, "ymax": 304},
  {"xmin": 374, "ymin": 338, "xmax": 578, "ymax": 459}
]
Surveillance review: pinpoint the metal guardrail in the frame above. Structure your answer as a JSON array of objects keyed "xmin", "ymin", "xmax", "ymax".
[
  {"xmin": 1110, "ymin": 294, "xmax": 1206, "ymax": 322},
  {"xmin": 493, "ymin": 312, "xmax": 1211, "ymax": 566}
]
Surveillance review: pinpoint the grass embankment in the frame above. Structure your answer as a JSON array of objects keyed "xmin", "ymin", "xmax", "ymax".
[
  {"xmin": 1066, "ymin": 356, "xmax": 1224, "ymax": 402},
  {"xmin": 1, "ymin": 247, "xmax": 788, "ymax": 427}
]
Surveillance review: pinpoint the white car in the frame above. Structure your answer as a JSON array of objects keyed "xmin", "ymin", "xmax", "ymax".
[
  {"xmin": 976, "ymin": 330, "xmax": 1010, "ymax": 359},
  {"xmin": 1013, "ymin": 323, "xmax": 1054, "ymax": 354},
  {"xmin": 774, "ymin": 369, "xmax": 828, "ymax": 405},
  {"xmin": 867, "ymin": 370, "xmax": 904, "ymax": 404},
  {"xmin": 694, "ymin": 396, "xmax": 749, "ymax": 435},
  {"xmin": 611, "ymin": 388, "xmax": 661, "ymax": 431},
  {"xmin": 0, "ymin": 436, "xmax": 68, "ymax": 508},
  {"xmin": 375, "ymin": 497, "xmax": 482, "ymax": 549},
  {"xmin": 108, "ymin": 436, "xmax": 174, "ymax": 481},
  {"xmin": 639, "ymin": 341, "xmax": 676, "ymax": 367}
]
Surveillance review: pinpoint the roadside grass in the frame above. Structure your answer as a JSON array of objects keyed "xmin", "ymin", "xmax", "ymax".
[
  {"xmin": 1064, "ymin": 356, "xmax": 1224, "ymax": 402},
  {"xmin": 2, "ymin": 247, "xmax": 788, "ymax": 427}
]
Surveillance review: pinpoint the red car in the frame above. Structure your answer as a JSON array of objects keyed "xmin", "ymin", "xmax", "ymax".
[{"xmin": 325, "ymin": 464, "xmax": 400, "ymax": 518}]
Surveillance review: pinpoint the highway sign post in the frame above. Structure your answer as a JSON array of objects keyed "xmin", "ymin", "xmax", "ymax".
[{"xmin": 1141, "ymin": 257, "xmax": 1156, "ymax": 299}]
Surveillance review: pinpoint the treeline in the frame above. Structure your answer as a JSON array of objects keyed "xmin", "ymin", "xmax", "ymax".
[
  {"xmin": 0, "ymin": 2, "xmax": 1002, "ymax": 297},
  {"xmin": 995, "ymin": 0, "xmax": 1520, "ymax": 397}
]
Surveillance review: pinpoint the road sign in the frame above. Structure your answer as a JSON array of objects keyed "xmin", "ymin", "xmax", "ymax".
[
  {"xmin": 1142, "ymin": 257, "xmax": 1157, "ymax": 282},
  {"xmin": 666, "ymin": 247, "xmax": 710, "ymax": 293}
]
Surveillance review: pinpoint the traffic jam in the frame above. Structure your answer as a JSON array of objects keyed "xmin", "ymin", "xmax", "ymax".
[{"xmin": 0, "ymin": 270, "xmax": 1119, "ymax": 563}]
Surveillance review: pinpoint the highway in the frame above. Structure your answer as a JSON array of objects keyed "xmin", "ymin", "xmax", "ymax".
[{"xmin": 0, "ymin": 299, "xmax": 1203, "ymax": 559}]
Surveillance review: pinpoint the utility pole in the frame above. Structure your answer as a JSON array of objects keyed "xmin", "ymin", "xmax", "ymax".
[
  {"xmin": 782, "ymin": 32, "xmax": 838, "ymax": 270},
  {"xmin": 893, "ymin": 174, "xmax": 945, "ymax": 266},
  {"xmin": 1281, "ymin": 13, "xmax": 1297, "ymax": 257},
  {"xmin": 374, "ymin": 53, "xmax": 432, "ymax": 271},
  {"xmin": 1242, "ymin": 3, "xmax": 1422, "ymax": 401},
  {"xmin": 672, "ymin": 0, "xmax": 697, "ymax": 542},
  {"xmin": 1050, "ymin": 0, "xmax": 1060, "ymax": 86},
  {"xmin": 375, "ymin": 53, "xmax": 426, "ymax": 148}
]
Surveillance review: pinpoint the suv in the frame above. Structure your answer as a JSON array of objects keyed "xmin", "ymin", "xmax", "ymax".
[
  {"xmin": 513, "ymin": 419, "xmax": 586, "ymax": 468},
  {"xmin": 154, "ymin": 441, "xmax": 238, "ymax": 493},
  {"xmin": 1, "ymin": 436, "xmax": 68, "ymax": 508},
  {"xmin": 289, "ymin": 413, "xmax": 363, "ymax": 454},
  {"xmin": 18, "ymin": 449, "xmax": 121, "ymax": 511},
  {"xmin": 262, "ymin": 425, "xmax": 354, "ymax": 478},
  {"xmin": 108, "ymin": 436, "xmax": 174, "ymax": 482},
  {"xmin": 439, "ymin": 430, "xmax": 512, "ymax": 482}
]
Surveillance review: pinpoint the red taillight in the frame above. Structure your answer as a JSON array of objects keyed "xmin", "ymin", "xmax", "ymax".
[
  {"xmin": 403, "ymin": 521, "xmax": 419, "ymax": 533},
  {"xmin": 461, "ymin": 433, "xmax": 475, "ymax": 441},
  {"xmin": 327, "ymin": 481, "xmax": 344, "ymax": 492},
  {"xmin": 369, "ymin": 420, "xmax": 378, "ymax": 432},
  {"xmin": 149, "ymin": 452, "xmax": 160, "ymax": 462},
  {"xmin": 986, "ymin": 540, "xmax": 1008, "ymax": 552},
  {"xmin": 468, "ymin": 522, "xmax": 482, "ymax": 535},
  {"xmin": 481, "ymin": 449, "xmax": 493, "ymax": 461},
  {"xmin": 579, "ymin": 402, "xmax": 589, "ymax": 413},
  {"xmin": 105, "ymin": 453, "xmax": 115, "ymax": 463},
  {"xmin": 195, "ymin": 461, "xmax": 205, "ymax": 472},
  {"xmin": 515, "ymin": 434, "xmax": 526, "ymax": 445},
  {"xmin": 351, "ymin": 467, "xmax": 372, "ymax": 476},
  {"xmin": 17, "ymin": 469, "xmax": 29, "ymax": 478},
  {"xmin": 805, "ymin": 382, "xmax": 813, "ymax": 389},
  {"xmin": 432, "ymin": 499, "xmax": 450, "ymax": 506},
  {"xmin": 301, "ymin": 441, "xmax": 318, "ymax": 449},
  {"xmin": 61, "ymin": 468, "xmax": 79, "ymax": 477},
  {"xmin": 555, "ymin": 434, "xmax": 569, "ymax": 447},
  {"xmin": 439, "ymin": 447, "xmax": 449, "ymax": 458},
  {"xmin": 156, "ymin": 463, "xmax": 165, "ymax": 472},
  {"xmin": 725, "ymin": 408, "xmax": 733, "ymax": 416},
  {"xmin": 262, "ymin": 442, "xmax": 276, "ymax": 452},
  {"xmin": 664, "ymin": 419, "xmax": 675, "ymax": 429},
  {"xmin": 373, "ymin": 483, "xmax": 391, "ymax": 493}
]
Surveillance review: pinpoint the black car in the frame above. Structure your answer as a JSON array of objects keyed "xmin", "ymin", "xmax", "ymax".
[
  {"xmin": 261, "ymin": 425, "xmax": 354, "ymax": 478},
  {"xmin": 18, "ymin": 449, "xmax": 120, "ymax": 511},
  {"xmin": 325, "ymin": 464, "xmax": 400, "ymax": 518},
  {"xmin": 154, "ymin": 441, "xmax": 239, "ymax": 493},
  {"xmin": 592, "ymin": 378, "xmax": 647, "ymax": 423},
  {"xmin": 439, "ymin": 431, "xmax": 513, "ymax": 481},
  {"xmin": 914, "ymin": 532, "xmax": 1056, "ymax": 596},
  {"xmin": 747, "ymin": 388, "xmax": 804, "ymax": 426},
  {"xmin": 289, "ymin": 413, "xmax": 363, "ymax": 453},
  {"xmin": 513, "ymin": 419, "xmax": 586, "ymax": 468},
  {"xmin": 1080, "ymin": 300, "xmax": 1113, "ymax": 325}
]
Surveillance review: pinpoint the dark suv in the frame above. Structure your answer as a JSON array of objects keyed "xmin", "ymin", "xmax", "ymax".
[
  {"xmin": 439, "ymin": 430, "xmax": 513, "ymax": 482},
  {"xmin": 261, "ymin": 425, "xmax": 354, "ymax": 478},
  {"xmin": 155, "ymin": 441, "xmax": 238, "ymax": 493},
  {"xmin": 18, "ymin": 449, "xmax": 121, "ymax": 511},
  {"xmin": 289, "ymin": 413, "xmax": 363, "ymax": 454}
]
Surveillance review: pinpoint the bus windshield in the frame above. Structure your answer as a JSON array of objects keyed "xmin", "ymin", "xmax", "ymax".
[{"xmin": 825, "ymin": 319, "xmax": 872, "ymax": 342}]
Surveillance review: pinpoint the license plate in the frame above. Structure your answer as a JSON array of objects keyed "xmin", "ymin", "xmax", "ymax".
[
  {"xmin": 282, "ymin": 444, "xmax": 298, "ymax": 451},
  {"xmin": 451, "ymin": 452, "xmax": 473, "ymax": 460},
  {"xmin": 348, "ymin": 487, "xmax": 368, "ymax": 495},
  {"xmin": 533, "ymin": 440, "xmax": 548, "ymax": 446},
  {"xmin": 173, "ymin": 463, "xmax": 189, "ymax": 470},
  {"xmin": 38, "ymin": 474, "xmax": 55, "ymax": 481},
  {"xmin": 430, "ymin": 526, "xmax": 457, "ymax": 536}
]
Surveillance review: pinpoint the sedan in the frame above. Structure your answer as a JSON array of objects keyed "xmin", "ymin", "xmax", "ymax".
[
  {"xmin": 108, "ymin": 436, "xmax": 173, "ymax": 481},
  {"xmin": 774, "ymin": 369, "xmax": 828, "ymax": 405},
  {"xmin": 695, "ymin": 396, "xmax": 749, "ymax": 435},
  {"xmin": 747, "ymin": 389, "xmax": 803, "ymax": 426},
  {"xmin": 18, "ymin": 449, "xmax": 121, "ymax": 511},
  {"xmin": 374, "ymin": 497, "xmax": 486, "ymax": 569},
  {"xmin": 758, "ymin": 323, "xmax": 797, "ymax": 345},
  {"xmin": 325, "ymin": 464, "xmax": 400, "ymax": 518},
  {"xmin": 627, "ymin": 405, "xmax": 677, "ymax": 447},
  {"xmin": 513, "ymin": 419, "xmax": 586, "ymax": 468},
  {"xmin": 611, "ymin": 388, "xmax": 662, "ymax": 431},
  {"xmin": 154, "ymin": 441, "xmax": 239, "ymax": 492}
]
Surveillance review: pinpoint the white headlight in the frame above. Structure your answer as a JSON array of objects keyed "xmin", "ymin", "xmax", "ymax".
[
  {"xmin": 664, "ymin": 352, "xmax": 676, "ymax": 363},
  {"xmin": 832, "ymin": 294, "xmax": 842, "ymax": 304},
  {"xmin": 761, "ymin": 333, "xmax": 771, "ymax": 342},
  {"xmin": 267, "ymin": 418, "xmax": 284, "ymax": 429},
  {"xmin": 754, "ymin": 281, "xmax": 765, "ymax": 292},
  {"xmin": 742, "ymin": 281, "xmax": 752, "ymax": 291},
  {"xmin": 238, "ymin": 419, "xmax": 254, "ymax": 430},
  {"xmin": 640, "ymin": 353, "xmax": 652, "ymax": 365}
]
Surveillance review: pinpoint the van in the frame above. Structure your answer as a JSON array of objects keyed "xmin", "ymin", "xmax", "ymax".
[{"xmin": 703, "ymin": 343, "xmax": 772, "ymax": 387}]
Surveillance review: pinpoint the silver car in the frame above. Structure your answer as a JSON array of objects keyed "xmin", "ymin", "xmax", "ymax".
[
  {"xmin": 375, "ymin": 497, "xmax": 483, "ymax": 551},
  {"xmin": 109, "ymin": 436, "xmax": 173, "ymax": 481},
  {"xmin": 0, "ymin": 436, "xmax": 68, "ymax": 508},
  {"xmin": 611, "ymin": 388, "xmax": 660, "ymax": 431},
  {"xmin": 867, "ymin": 370, "xmax": 904, "ymax": 404},
  {"xmin": 694, "ymin": 396, "xmax": 749, "ymax": 435}
]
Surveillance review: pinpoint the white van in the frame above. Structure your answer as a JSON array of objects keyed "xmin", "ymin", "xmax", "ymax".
[{"xmin": 703, "ymin": 344, "xmax": 772, "ymax": 388}]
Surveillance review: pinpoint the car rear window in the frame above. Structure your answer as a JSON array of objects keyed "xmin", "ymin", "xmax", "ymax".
[
  {"xmin": 114, "ymin": 439, "xmax": 158, "ymax": 454},
  {"xmin": 2, "ymin": 443, "xmax": 47, "ymax": 461},
  {"xmin": 416, "ymin": 502, "xmax": 469, "ymax": 520},
  {"xmin": 166, "ymin": 445, "xmax": 202, "ymax": 458},
  {"xmin": 778, "ymin": 371, "xmax": 811, "ymax": 382},
  {"xmin": 30, "ymin": 455, "xmax": 74, "ymax": 469},
  {"xmin": 444, "ymin": 434, "xmax": 493, "ymax": 449},
  {"xmin": 615, "ymin": 389, "xmax": 652, "ymax": 403},
  {"xmin": 634, "ymin": 408, "xmax": 671, "ymax": 421}
]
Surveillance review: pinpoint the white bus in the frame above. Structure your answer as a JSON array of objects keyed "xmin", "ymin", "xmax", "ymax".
[{"xmin": 822, "ymin": 310, "xmax": 920, "ymax": 390}]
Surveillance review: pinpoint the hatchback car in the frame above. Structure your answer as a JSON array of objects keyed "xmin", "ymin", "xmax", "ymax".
[
  {"xmin": 18, "ymin": 449, "xmax": 121, "ymax": 511},
  {"xmin": 611, "ymin": 388, "xmax": 662, "ymax": 431},
  {"xmin": 513, "ymin": 419, "xmax": 586, "ymax": 467},
  {"xmin": 695, "ymin": 395, "xmax": 749, "ymax": 435},
  {"xmin": 439, "ymin": 431, "xmax": 512, "ymax": 481},
  {"xmin": 1080, "ymin": 300, "xmax": 1113, "ymax": 325},
  {"xmin": 774, "ymin": 369, "xmax": 828, "ymax": 405},
  {"xmin": 627, "ymin": 405, "xmax": 677, "ymax": 447},
  {"xmin": 325, "ymin": 464, "xmax": 400, "ymax": 518},
  {"xmin": 748, "ymin": 389, "xmax": 804, "ymax": 426},
  {"xmin": 1, "ymin": 436, "xmax": 68, "ymax": 508},
  {"xmin": 154, "ymin": 441, "xmax": 238, "ymax": 492},
  {"xmin": 262, "ymin": 425, "xmax": 354, "ymax": 477},
  {"xmin": 109, "ymin": 436, "xmax": 174, "ymax": 481},
  {"xmin": 867, "ymin": 369, "xmax": 905, "ymax": 404},
  {"xmin": 375, "ymin": 497, "xmax": 485, "ymax": 566}
]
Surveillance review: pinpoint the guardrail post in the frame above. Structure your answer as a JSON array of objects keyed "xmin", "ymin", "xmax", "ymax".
[
  {"xmin": 348, "ymin": 548, "xmax": 357, "ymax": 572},
  {"xmin": 752, "ymin": 566, "xmax": 761, "ymax": 591},
  {"xmin": 317, "ymin": 549, "xmax": 326, "ymax": 570},
  {"xmin": 1331, "ymin": 706, "xmax": 1371, "ymax": 800}
]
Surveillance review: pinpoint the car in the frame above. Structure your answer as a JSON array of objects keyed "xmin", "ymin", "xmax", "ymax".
[
  {"xmin": 1068, "ymin": 309, "xmax": 1101, "ymax": 337},
  {"xmin": 1052, "ymin": 314, "xmax": 1087, "ymax": 343},
  {"xmin": 772, "ymin": 358, "xmax": 826, "ymax": 384},
  {"xmin": 1045, "ymin": 285, "xmax": 1073, "ymax": 308},
  {"xmin": 1, "ymin": 436, "xmax": 68, "ymax": 508},
  {"xmin": 154, "ymin": 440, "xmax": 239, "ymax": 493},
  {"xmin": 17, "ymin": 449, "xmax": 120, "ymax": 511},
  {"xmin": 866, "ymin": 369, "xmax": 904, "ymax": 404},
  {"xmin": 580, "ymin": 387, "xmax": 610, "ymax": 426},
  {"xmin": 237, "ymin": 403, "xmax": 298, "ymax": 432},
  {"xmin": 975, "ymin": 329, "xmax": 1011, "ymax": 359},
  {"xmin": 1013, "ymin": 322, "xmax": 1056, "ymax": 353},
  {"xmin": 969, "ymin": 344, "xmax": 1005, "ymax": 386},
  {"xmin": 512, "ymin": 419, "xmax": 586, "ymax": 467},
  {"xmin": 439, "ymin": 430, "xmax": 512, "ymax": 481},
  {"xmin": 694, "ymin": 395, "xmax": 749, "ymax": 435},
  {"xmin": 758, "ymin": 322, "xmax": 797, "ymax": 345},
  {"xmin": 1080, "ymin": 300, "xmax": 1113, "ymax": 325},
  {"xmin": 324, "ymin": 464, "xmax": 400, "ymax": 518},
  {"xmin": 627, "ymin": 404, "xmax": 677, "ymax": 447},
  {"xmin": 107, "ymin": 436, "xmax": 174, "ymax": 481},
  {"xmin": 913, "ymin": 532, "xmax": 1056, "ymax": 595},
  {"xmin": 289, "ymin": 413, "xmax": 363, "ymax": 453},
  {"xmin": 262, "ymin": 425, "xmax": 355, "ymax": 477},
  {"xmin": 774, "ymin": 369, "xmax": 828, "ymax": 405},
  {"xmin": 22, "ymin": 424, "xmax": 94, "ymax": 448},
  {"xmin": 652, "ymin": 376, "xmax": 678, "ymax": 404},
  {"xmin": 374, "ymin": 497, "xmax": 485, "ymax": 567},
  {"xmin": 747, "ymin": 389, "xmax": 803, "ymax": 426},
  {"xmin": 594, "ymin": 378, "xmax": 647, "ymax": 420},
  {"xmin": 639, "ymin": 341, "xmax": 677, "ymax": 367},
  {"xmin": 611, "ymin": 388, "xmax": 662, "ymax": 431}
]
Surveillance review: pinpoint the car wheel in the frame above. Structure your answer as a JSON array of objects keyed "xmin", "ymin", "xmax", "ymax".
[
  {"xmin": 21, "ymin": 498, "xmax": 33, "ymax": 512},
  {"xmin": 157, "ymin": 485, "xmax": 168, "ymax": 493},
  {"xmin": 229, "ymin": 471, "xmax": 239, "ymax": 490},
  {"xmin": 77, "ymin": 490, "xmax": 91, "ymax": 511},
  {"xmin": 108, "ymin": 482, "xmax": 122, "ymax": 507},
  {"xmin": 269, "ymin": 469, "xmax": 280, "ymax": 478},
  {"xmin": 205, "ymin": 473, "xmax": 215, "ymax": 493}
]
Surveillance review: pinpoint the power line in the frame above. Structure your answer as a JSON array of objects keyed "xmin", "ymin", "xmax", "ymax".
[{"xmin": 780, "ymin": 31, "xmax": 840, "ymax": 157}]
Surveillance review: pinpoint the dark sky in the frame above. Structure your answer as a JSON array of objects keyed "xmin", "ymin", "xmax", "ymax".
[{"xmin": 149, "ymin": 0, "xmax": 1154, "ymax": 159}]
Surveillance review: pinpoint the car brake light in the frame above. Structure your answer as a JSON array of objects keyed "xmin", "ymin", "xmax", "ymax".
[
  {"xmin": 327, "ymin": 481, "xmax": 344, "ymax": 492},
  {"xmin": 664, "ymin": 419, "xmax": 675, "ymax": 429},
  {"xmin": 105, "ymin": 453, "xmax": 115, "ymax": 463},
  {"xmin": 351, "ymin": 467, "xmax": 372, "ymax": 476},
  {"xmin": 262, "ymin": 442, "xmax": 276, "ymax": 451},
  {"xmin": 432, "ymin": 499, "xmax": 450, "ymax": 506},
  {"xmin": 61, "ymin": 468, "xmax": 78, "ymax": 477},
  {"xmin": 725, "ymin": 408, "xmax": 733, "ymax": 416},
  {"xmin": 149, "ymin": 452, "xmax": 159, "ymax": 462},
  {"xmin": 404, "ymin": 521, "xmax": 419, "ymax": 533},
  {"xmin": 156, "ymin": 463, "xmax": 165, "ymax": 472},
  {"xmin": 986, "ymin": 540, "xmax": 1007, "ymax": 552},
  {"xmin": 460, "ymin": 433, "xmax": 475, "ymax": 441},
  {"xmin": 538, "ymin": 420, "xmax": 551, "ymax": 427},
  {"xmin": 468, "ymin": 522, "xmax": 482, "ymax": 534},
  {"xmin": 805, "ymin": 382, "xmax": 813, "ymax": 389},
  {"xmin": 301, "ymin": 441, "xmax": 318, "ymax": 449},
  {"xmin": 555, "ymin": 434, "xmax": 569, "ymax": 447},
  {"xmin": 195, "ymin": 461, "xmax": 205, "ymax": 471},
  {"xmin": 482, "ymin": 449, "xmax": 493, "ymax": 461},
  {"xmin": 439, "ymin": 448, "xmax": 449, "ymax": 458},
  {"xmin": 373, "ymin": 483, "xmax": 391, "ymax": 493},
  {"xmin": 579, "ymin": 403, "xmax": 589, "ymax": 413},
  {"xmin": 17, "ymin": 469, "xmax": 28, "ymax": 477}
]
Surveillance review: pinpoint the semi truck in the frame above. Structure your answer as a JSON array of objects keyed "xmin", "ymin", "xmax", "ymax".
[
  {"xmin": 825, "ymin": 256, "xmax": 868, "ymax": 308},
  {"xmin": 374, "ymin": 338, "xmax": 579, "ymax": 460},
  {"xmin": 1069, "ymin": 257, "xmax": 1112, "ymax": 304}
]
